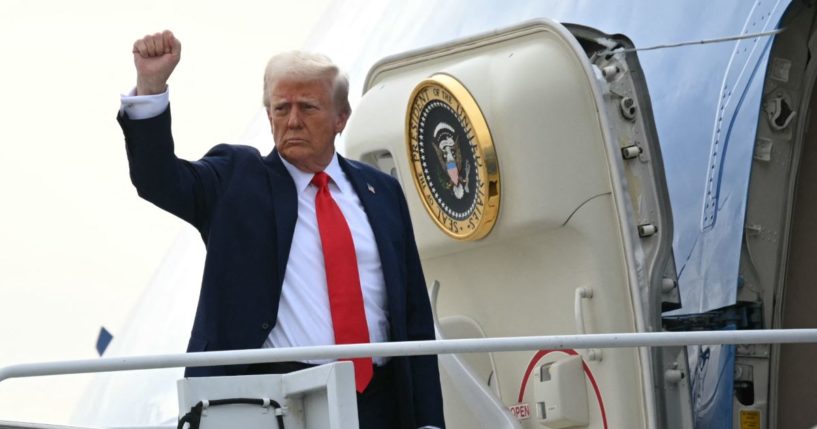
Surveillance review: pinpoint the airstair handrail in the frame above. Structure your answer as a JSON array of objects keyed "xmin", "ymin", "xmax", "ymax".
[
  {"xmin": 2, "ymin": 329, "xmax": 817, "ymax": 383},
  {"xmin": 0, "ymin": 421, "xmax": 170, "ymax": 429}
]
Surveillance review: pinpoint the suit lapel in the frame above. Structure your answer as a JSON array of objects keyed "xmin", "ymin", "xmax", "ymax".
[
  {"xmin": 339, "ymin": 155, "xmax": 384, "ymax": 239},
  {"xmin": 263, "ymin": 149, "xmax": 298, "ymax": 286},
  {"xmin": 339, "ymin": 156, "xmax": 403, "ymax": 304}
]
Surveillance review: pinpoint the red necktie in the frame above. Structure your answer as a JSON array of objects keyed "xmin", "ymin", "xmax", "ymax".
[{"xmin": 311, "ymin": 171, "xmax": 373, "ymax": 393}]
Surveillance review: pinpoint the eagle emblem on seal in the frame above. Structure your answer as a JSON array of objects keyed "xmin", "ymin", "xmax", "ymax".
[{"xmin": 432, "ymin": 122, "xmax": 471, "ymax": 199}]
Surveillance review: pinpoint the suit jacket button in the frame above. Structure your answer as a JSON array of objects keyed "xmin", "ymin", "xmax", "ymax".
[{"xmin": 261, "ymin": 322, "xmax": 270, "ymax": 330}]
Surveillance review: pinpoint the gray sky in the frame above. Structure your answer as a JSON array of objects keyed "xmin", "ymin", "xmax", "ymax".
[{"xmin": 0, "ymin": 0, "xmax": 329, "ymax": 423}]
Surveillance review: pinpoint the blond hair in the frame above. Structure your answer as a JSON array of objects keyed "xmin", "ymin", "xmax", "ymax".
[{"xmin": 262, "ymin": 51, "xmax": 351, "ymax": 115}]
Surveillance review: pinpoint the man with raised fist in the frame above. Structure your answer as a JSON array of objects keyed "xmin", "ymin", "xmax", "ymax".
[{"xmin": 118, "ymin": 30, "xmax": 444, "ymax": 429}]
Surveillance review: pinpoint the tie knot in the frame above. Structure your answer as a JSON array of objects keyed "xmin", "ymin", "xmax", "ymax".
[{"xmin": 311, "ymin": 171, "xmax": 330, "ymax": 189}]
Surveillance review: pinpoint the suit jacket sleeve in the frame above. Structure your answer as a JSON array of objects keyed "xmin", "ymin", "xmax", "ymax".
[
  {"xmin": 117, "ymin": 106, "xmax": 232, "ymax": 234},
  {"xmin": 397, "ymin": 181, "xmax": 446, "ymax": 428}
]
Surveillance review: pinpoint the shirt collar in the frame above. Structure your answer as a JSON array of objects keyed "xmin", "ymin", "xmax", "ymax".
[{"xmin": 279, "ymin": 152, "xmax": 345, "ymax": 194}]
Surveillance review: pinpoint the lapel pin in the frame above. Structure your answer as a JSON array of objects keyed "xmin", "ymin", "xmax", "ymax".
[{"xmin": 367, "ymin": 183, "xmax": 376, "ymax": 194}]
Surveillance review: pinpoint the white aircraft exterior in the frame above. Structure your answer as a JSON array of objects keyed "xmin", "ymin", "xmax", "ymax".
[{"xmin": 6, "ymin": 1, "xmax": 813, "ymax": 428}]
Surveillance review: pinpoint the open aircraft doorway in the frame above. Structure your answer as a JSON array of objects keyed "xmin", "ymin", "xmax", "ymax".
[{"xmin": 345, "ymin": 19, "xmax": 680, "ymax": 429}]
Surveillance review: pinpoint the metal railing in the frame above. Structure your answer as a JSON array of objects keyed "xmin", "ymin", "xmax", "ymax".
[
  {"xmin": 0, "ymin": 423, "xmax": 171, "ymax": 429},
  {"xmin": 3, "ymin": 330, "xmax": 817, "ymax": 428},
  {"xmin": 0, "ymin": 421, "xmax": 104, "ymax": 429},
  {"xmin": 3, "ymin": 329, "xmax": 817, "ymax": 382}
]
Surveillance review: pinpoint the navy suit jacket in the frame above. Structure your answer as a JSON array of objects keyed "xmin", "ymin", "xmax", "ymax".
[{"xmin": 118, "ymin": 107, "xmax": 444, "ymax": 428}]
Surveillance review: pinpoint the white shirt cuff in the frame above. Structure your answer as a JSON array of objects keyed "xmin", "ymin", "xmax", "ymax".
[
  {"xmin": 418, "ymin": 426, "xmax": 441, "ymax": 429},
  {"xmin": 119, "ymin": 87, "xmax": 170, "ymax": 120}
]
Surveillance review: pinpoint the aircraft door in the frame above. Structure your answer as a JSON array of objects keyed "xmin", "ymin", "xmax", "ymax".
[{"xmin": 344, "ymin": 19, "xmax": 684, "ymax": 429}]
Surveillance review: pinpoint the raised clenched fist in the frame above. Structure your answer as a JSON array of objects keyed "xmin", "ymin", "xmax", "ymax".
[{"xmin": 133, "ymin": 30, "xmax": 181, "ymax": 95}]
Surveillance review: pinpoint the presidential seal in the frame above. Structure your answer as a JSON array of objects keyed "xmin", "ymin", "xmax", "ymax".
[{"xmin": 406, "ymin": 74, "xmax": 500, "ymax": 240}]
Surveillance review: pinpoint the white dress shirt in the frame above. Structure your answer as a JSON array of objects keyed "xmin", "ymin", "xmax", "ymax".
[
  {"xmin": 266, "ymin": 154, "xmax": 389, "ymax": 365},
  {"xmin": 120, "ymin": 89, "xmax": 390, "ymax": 365}
]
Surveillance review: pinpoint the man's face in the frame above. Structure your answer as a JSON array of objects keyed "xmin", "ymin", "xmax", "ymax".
[{"xmin": 268, "ymin": 77, "xmax": 349, "ymax": 172}]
